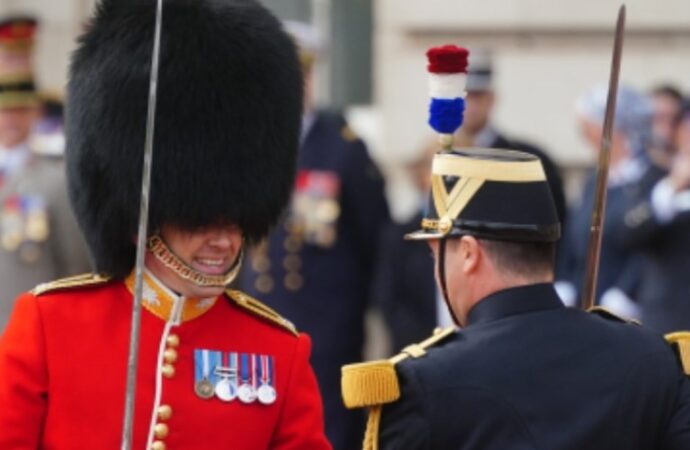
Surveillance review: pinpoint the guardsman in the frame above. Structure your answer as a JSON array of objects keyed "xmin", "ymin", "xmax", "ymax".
[
  {"xmin": 0, "ymin": 16, "xmax": 90, "ymax": 331},
  {"xmin": 0, "ymin": 1, "xmax": 331, "ymax": 449},
  {"xmin": 240, "ymin": 20, "xmax": 390, "ymax": 450},
  {"xmin": 341, "ymin": 44, "xmax": 690, "ymax": 450}
]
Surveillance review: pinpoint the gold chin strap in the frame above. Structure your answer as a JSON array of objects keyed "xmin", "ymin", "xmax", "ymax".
[{"xmin": 147, "ymin": 234, "xmax": 243, "ymax": 287}]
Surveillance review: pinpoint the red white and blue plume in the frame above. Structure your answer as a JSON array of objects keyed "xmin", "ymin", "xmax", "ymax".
[{"xmin": 426, "ymin": 45, "xmax": 469, "ymax": 148}]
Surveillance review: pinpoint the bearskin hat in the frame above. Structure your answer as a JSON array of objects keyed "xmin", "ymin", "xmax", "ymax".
[{"xmin": 66, "ymin": 0, "xmax": 303, "ymax": 279}]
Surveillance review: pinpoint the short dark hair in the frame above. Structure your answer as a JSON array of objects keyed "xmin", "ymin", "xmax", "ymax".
[
  {"xmin": 651, "ymin": 84, "xmax": 684, "ymax": 104},
  {"xmin": 479, "ymin": 239, "xmax": 556, "ymax": 279}
]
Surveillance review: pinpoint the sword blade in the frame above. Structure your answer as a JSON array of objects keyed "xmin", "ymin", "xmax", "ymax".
[
  {"xmin": 120, "ymin": 0, "xmax": 164, "ymax": 448},
  {"xmin": 581, "ymin": 4, "xmax": 626, "ymax": 310}
]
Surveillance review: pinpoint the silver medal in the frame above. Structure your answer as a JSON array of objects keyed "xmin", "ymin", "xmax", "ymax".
[
  {"xmin": 257, "ymin": 384, "xmax": 277, "ymax": 405},
  {"xmin": 237, "ymin": 383, "xmax": 257, "ymax": 403},
  {"xmin": 214, "ymin": 377, "xmax": 237, "ymax": 402}
]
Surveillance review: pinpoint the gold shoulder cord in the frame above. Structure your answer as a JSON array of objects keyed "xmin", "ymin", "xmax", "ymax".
[
  {"xmin": 225, "ymin": 289, "xmax": 298, "ymax": 336},
  {"xmin": 32, "ymin": 273, "xmax": 111, "ymax": 296},
  {"xmin": 341, "ymin": 327, "xmax": 456, "ymax": 450},
  {"xmin": 665, "ymin": 332, "xmax": 690, "ymax": 376}
]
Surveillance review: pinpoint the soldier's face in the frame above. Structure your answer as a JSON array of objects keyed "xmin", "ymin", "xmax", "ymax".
[
  {"xmin": 147, "ymin": 223, "xmax": 243, "ymax": 298},
  {"xmin": 463, "ymin": 91, "xmax": 495, "ymax": 135},
  {"xmin": 0, "ymin": 106, "xmax": 38, "ymax": 148}
]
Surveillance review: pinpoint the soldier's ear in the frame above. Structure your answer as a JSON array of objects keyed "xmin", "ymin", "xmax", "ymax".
[{"xmin": 458, "ymin": 235, "xmax": 480, "ymax": 274}]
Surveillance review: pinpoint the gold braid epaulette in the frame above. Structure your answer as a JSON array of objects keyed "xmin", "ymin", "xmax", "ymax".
[
  {"xmin": 341, "ymin": 326, "xmax": 456, "ymax": 410},
  {"xmin": 665, "ymin": 332, "xmax": 690, "ymax": 376},
  {"xmin": 31, "ymin": 273, "xmax": 112, "ymax": 296},
  {"xmin": 341, "ymin": 326, "xmax": 455, "ymax": 450},
  {"xmin": 225, "ymin": 289, "xmax": 298, "ymax": 336}
]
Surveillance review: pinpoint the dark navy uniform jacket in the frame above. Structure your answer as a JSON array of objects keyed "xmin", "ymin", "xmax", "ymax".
[
  {"xmin": 241, "ymin": 110, "xmax": 390, "ymax": 450},
  {"xmin": 617, "ymin": 188, "xmax": 690, "ymax": 333},
  {"xmin": 379, "ymin": 283, "xmax": 690, "ymax": 450},
  {"xmin": 558, "ymin": 164, "xmax": 665, "ymax": 304}
]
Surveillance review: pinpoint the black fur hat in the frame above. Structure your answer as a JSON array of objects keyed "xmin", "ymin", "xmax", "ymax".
[{"xmin": 66, "ymin": 0, "xmax": 303, "ymax": 279}]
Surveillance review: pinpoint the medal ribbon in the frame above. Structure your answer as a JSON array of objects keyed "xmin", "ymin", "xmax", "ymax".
[
  {"xmin": 240, "ymin": 353, "xmax": 250, "ymax": 384},
  {"xmin": 251, "ymin": 353, "xmax": 257, "ymax": 390},
  {"xmin": 230, "ymin": 352, "xmax": 238, "ymax": 383},
  {"xmin": 259, "ymin": 355, "xmax": 268, "ymax": 385},
  {"xmin": 203, "ymin": 350, "xmax": 210, "ymax": 380}
]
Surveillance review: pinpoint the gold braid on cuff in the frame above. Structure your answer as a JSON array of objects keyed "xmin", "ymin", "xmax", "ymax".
[{"xmin": 147, "ymin": 235, "xmax": 243, "ymax": 287}]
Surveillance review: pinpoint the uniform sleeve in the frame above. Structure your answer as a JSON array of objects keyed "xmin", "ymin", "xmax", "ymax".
[
  {"xmin": 379, "ymin": 363, "xmax": 431, "ymax": 450},
  {"xmin": 341, "ymin": 138, "xmax": 390, "ymax": 274},
  {"xmin": 44, "ymin": 161, "xmax": 93, "ymax": 277},
  {"xmin": 0, "ymin": 293, "xmax": 48, "ymax": 449},
  {"xmin": 663, "ymin": 373, "xmax": 690, "ymax": 450},
  {"xmin": 271, "ymin": 333, "xmax": 332, "ymax": 450}
]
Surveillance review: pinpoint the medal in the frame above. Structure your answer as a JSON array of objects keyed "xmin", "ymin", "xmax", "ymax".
[
  {"xmin": 1, "ymin": 196, "xmax": 23, "ymax": 252},
  {"xmin": 214, "ymin": 352, "xmax": 238, "ymax": 402},
  {"xmin": 23, "ymin": 196, "xmax": 49, "ymax": 242},
  {"xmin": 195, "ymin": 378, "xmax": 215, "ymax": 399},
  {"xmin": 257, "ymin": 355, "xmax": 277, "ymax": 405},
  {"xmin": 238, "ymin": 353, "xmax": 257, "ymax": 404},
  {"xmin": 194, "ymin": 349, "xmax": 219, "ymax": 400}
]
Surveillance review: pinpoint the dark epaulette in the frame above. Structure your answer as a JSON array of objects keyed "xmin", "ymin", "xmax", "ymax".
[
  {"xmin": 31, "ymin": 273, "xmax": 112, "ymax": 296},
  {"xmin": 665, "ymin": 332, "xmax": 690, "ymax": 376},
  {"xmin": 587, "ymin": 306, "xmax": 641, "ymax": 325},
  {"xmin": 225, "ymin": 289, "xmax": 298, "ymax": 336},
  {"xmin": 589, "ymin": 307, "xmax": 690, "ymax": 376},
  {"xmin": 341, "ymin": 326, "xmax": 455, "ymax": 409}
]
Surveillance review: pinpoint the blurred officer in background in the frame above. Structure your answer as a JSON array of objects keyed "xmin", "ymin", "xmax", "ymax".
[
  {"xmin": 0, "ymin": 1, "xmax": 331, "ymax": 448},
  {"xmin": 618, "ymin": 100, "xmax": 690, "ymax": 332},
  {"xmin": 241, "ymin": 20, "xmax": 390, "ymax": 450},
  {"xmin": 0, "ymin": 15, "xmax": 90, "ymax": 332},
  {"xmin": 648, "ymin": 84, "xmax": 684, "ymax": 169},
  {"xmin": 371, "ymin": 137, "xmax": 450, "ymax": 352},
  {"xmin": 557, "ymin": 85, "xmax": 665, "ymax": 312},
  {"xmin": 454, "ymin": 49, "xmax": 567, "ymax": 225}
]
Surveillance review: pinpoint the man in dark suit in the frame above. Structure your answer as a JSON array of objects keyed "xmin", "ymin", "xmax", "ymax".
[
  {"xmin": 343, "ymin": 148, "xmax": 690, "ymax": 450},
  {"xmin": 241, "ymin": 21, "xmax": 389, "ymax": 450},
  {"xmin": 557, "ymin": 85, "xmax": 665, "ymax": 311},
  {"xmin": 617, "ymin": 100, "xmax": 690, "ymax": 332}
]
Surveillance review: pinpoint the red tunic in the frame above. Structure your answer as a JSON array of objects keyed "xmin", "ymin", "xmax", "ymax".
[{"xmin": 0, "ymin": 273, "xmax": 331, "ymax": 449}]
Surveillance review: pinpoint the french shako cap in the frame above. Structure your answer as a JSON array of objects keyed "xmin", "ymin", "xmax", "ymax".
[
  {"xmin": 66, "ymin": 0, "xmax": 303, "ymax": 279},
  {"xmin": 406, "ymin": 148, "xmax": 560, "ymax": 242}
]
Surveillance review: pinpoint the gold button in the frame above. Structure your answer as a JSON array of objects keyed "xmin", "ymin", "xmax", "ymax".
[
  {"xmin": 157, "ymin": 405, "xmax": 173, "ymax": 421},
  {"xmin": 283, "ymin": 236, "xmax": 303, "ymax": 252},
  {"xmin": 161, "ymin": 364, "xmax": 175, "ymax": 378},
  {"xmin": 154, "ymin": 423, "xmax": 170, "ymax": 439},
  {"xmin": 282, "ymin": 254, "xmax": 302, "ymax": 271},
  {"xmin": 255, "ymin": 274, "xmax": 274, "ymax": 294},
  {"xmin": 251, "ymin": 255, "xmax": 271, "ymax": 272},
  {"xmin": 151, "ymin": 440, "xmax": 166, "ymax": 450},
  {"xmin": 166, "ymin": 334, "xmax": 180, "ymax": 348},
  {"xmin": 163, "ymin": 349, "xmax": 178, "ymax": 363},
  {"xmin": 284, "ymin": 272, "xmax": 304, "ymax": 292}
]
